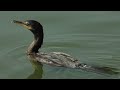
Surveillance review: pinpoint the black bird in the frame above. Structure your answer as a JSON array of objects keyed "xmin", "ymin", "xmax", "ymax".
[{"xmin": 13, "ymin": 20, "xmax": 119, "ymax": 74}]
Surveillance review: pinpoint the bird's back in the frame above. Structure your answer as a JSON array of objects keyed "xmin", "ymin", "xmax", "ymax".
[{"xmin": 27, "ymin": 52, "xmax": 84, "ymax": 68}]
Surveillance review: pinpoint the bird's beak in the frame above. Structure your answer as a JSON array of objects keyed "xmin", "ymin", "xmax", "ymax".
[
  {"xmin": 13, "ymin": 20, "xmax": 32, "ymax": 30},
  {"xmin": 13, "ymin": 20, "xmax": 24, "ymax": 25}
]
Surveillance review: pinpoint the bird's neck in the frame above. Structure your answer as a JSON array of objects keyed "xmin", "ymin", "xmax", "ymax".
[{"xmin": 27, "ymin": 31, "xmax": 43, "ymax": 55}]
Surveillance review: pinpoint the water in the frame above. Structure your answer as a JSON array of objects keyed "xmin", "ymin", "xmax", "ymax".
[{"xmin": 0, "ymin": 11, "xmax": 120, "ymax": 79}]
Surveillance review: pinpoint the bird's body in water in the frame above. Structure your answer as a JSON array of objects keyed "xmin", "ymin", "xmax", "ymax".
[{"xmin": 13, "ymin": 20, "xmax": 119, "ymax": 75}]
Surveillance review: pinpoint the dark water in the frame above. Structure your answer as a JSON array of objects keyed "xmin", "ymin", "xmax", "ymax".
[{"xmin": 0, "ymin": 11, "xmax": 120, "ymax": 79}]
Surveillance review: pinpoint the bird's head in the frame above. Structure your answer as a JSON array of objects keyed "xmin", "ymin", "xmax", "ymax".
[{"xmin": 13, "ymin": 20, "xmax": 43, "ymax": 34}]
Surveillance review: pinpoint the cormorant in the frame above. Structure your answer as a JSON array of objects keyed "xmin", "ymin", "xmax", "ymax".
[{"xmin": 13, "ymin": 20, "xmax": 119, "ymax": 75}]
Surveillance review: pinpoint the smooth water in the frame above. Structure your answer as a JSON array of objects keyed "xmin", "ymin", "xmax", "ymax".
[{"xmin": 0, "ymin": 11, "xmax": 120, "ymax": 79}]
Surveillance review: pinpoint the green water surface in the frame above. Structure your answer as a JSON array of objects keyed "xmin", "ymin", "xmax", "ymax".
[{"xmin": 0, "ymin": 11, "xmax": 120, "ymax": 79}]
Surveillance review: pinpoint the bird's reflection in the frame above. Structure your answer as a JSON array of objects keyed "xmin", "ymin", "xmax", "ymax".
[{"xmin": 27, "ymin": 60, "xmax": 43, "ymax": 79}]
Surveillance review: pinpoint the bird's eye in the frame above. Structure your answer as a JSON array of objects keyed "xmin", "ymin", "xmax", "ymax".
[{"xmin": 25, "ymin": 22, "xmax": 30, "ymax": 26}]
